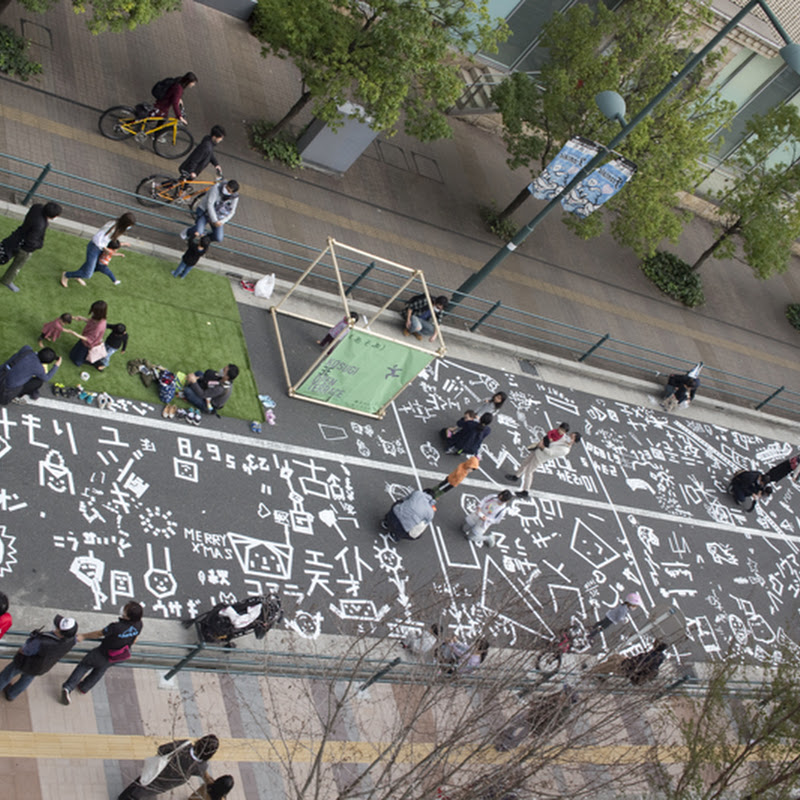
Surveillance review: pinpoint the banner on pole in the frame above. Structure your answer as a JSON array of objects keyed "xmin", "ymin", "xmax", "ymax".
[
  {"xmin": 296, "ymin": 330, "xmax": 434, "ymax": 414},
  {"xmin": 528, "ymin": 137, "xmax": 602, "ymax": 200},
  {"xmin": 560, "ymin": 156, "xmax": 637, "ymax": 218}
]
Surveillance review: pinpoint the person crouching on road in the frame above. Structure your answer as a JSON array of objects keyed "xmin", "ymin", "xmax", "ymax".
[{"xmin": 381, "ymin": 488, "xmax": 437, "ymax": 542}]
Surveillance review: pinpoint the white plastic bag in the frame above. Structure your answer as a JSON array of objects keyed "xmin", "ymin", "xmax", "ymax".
[{"xmin": 254, "ymin": 274, "xmax": 276, "ymax": 299}]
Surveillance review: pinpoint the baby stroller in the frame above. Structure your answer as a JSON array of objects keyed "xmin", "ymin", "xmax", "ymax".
[{"xmin": 183, "ymin": 594, "xmax": 283, "ymax": 648}]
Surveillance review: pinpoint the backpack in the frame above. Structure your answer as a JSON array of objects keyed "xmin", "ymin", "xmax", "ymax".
[{"xmin": 151, "ymin": 76, "xmax": 178, "ymax": 101}]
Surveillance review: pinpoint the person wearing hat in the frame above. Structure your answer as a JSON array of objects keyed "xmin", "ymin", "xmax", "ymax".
[
  {"xmin": 0, "ymin": 613, "xmax": 78, "ymax": 700},
  {"xmin": 586, "ymin": 592, "xmax": 642, "ymax": 643}
]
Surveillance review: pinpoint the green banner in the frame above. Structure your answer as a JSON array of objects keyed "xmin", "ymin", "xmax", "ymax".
[{"xmin": 296, "ymin": 330, "xmax": 435, "ymax": 414}]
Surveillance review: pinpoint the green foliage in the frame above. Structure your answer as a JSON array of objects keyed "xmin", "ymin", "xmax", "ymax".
[
  {"xmin": 695, "ymin": 104, "xmax": 800, "ymax": 279},
  {"xmin": 0, "ymin": 24, "xmax": 43, "ymax": 81},
  {"xmin": 479, "ymin": 203, "xmax": 517, "ymax": 241},
  {"xmin": 641, "ymin": 250, "xmax": 704, "ymax": 307},
  {"xmin": 492, "ymin": 0, "xmax": 731, "ymax": 257},
  {"xmin": 249, "ymin": 0, "xmax": 509, "ymax": 141},
  {"xmin": 17, "ymin": 0, "xmax": 182, "ymax": 33},
  {"xmin": 249, "ymin": 120, "xmax": 303, "ymax": 168},
  {"xmin": 786, "ymin": 304, "xmax": 800, "ymax": 331}
]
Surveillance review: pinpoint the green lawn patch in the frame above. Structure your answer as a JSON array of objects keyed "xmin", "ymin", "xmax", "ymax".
[{"xmin": 0, "ymin": 216, "xmax": 262, "ymax": 421}]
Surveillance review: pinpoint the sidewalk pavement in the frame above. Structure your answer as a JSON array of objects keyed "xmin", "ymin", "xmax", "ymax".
[{"xmin": 0, "ymin": 3, "xmax": 798, "ymax": 797}]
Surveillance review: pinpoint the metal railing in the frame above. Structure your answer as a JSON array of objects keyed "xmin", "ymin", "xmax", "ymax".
[{"xmin": 2, "ymin": 151, "xmax": 800, "ymax": 421}]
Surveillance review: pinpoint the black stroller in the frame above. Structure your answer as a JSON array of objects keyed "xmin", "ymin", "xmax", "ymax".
[{"xmin": 182, "ymin": 594, "xmax": 283, "ymax": 648}]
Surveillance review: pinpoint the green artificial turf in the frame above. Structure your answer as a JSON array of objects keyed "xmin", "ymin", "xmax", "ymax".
[{"xmin": 0, "ymin": 216, "xmax": 263, "ymax": 421}]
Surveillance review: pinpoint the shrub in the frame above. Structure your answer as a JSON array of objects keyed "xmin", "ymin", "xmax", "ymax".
[
  {"xmin": 0, "ymin": 25, "xmax": 43, "ymax": 82},
  {"xmin": 248, "ymin": 121, "xmax": 302, "ymax": 169},
  {"xmin": 786, "ymin": 304, "xmax": 800, "ymax": 331},
  {"xmin": 641, "ymin": 251, "xmax": 705, "ymax": 308},
  {"xmin": 480, "ymin": 203, "xmax": 518, "ymax": 241}
]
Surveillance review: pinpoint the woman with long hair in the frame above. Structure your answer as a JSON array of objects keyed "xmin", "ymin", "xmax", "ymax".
[
  {"xmin": 61, "ymin": 212, "xmax": 135, "ymax": 288},
  {"xmin": 69, "ymin": 300, "xmax": 108, "ymax": 368}
]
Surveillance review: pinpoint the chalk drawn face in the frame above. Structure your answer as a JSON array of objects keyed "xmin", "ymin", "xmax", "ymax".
[{"xmin": 290, "ymin": 610, "xmax": 322, "ymax": 639}]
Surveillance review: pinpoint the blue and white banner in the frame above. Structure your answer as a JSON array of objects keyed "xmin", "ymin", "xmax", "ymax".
[
  {"xmin": 528, "ymin": 137, "xmax": 602, "ymax": 200},
  {"xmin": 560, "ymin": 156, "xmax": 637, "ymax": 218}
]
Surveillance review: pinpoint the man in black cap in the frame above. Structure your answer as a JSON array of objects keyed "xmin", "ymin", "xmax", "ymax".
[{"xmin": 0, "ymin": 614, "xmax": 78, "ymax": 700}]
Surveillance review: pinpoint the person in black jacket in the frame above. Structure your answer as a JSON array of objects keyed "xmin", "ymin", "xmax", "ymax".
[
  {"xmin": 0, "ymin": 614, "xmax": 77, "ymax": 700},
  {"xmin": 179, "ymin": 126, "xmax": 225, "ymax": 179},
  {"xmin": 172, "ymin": 234, "xmax": 211, "ymax": 279},
  {"xmin": 0, "ymin": 202, "xmax": 62, "ymax": 293}
]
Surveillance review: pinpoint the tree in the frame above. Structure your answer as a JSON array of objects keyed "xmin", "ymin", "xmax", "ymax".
[
  {"xmin": 490, "ymin": 0, "xmax": 732, "ymax": 258},
  {"xmin": 249, "ymin": 0, "xmax": 508, "ymax": 142},
  {"xmin": 690, "ymin": 104, "xmax": 800, "ymax": 278},
  {"xmin": 11, "ymin": 0, "xmax": 182, "ymax": 34}
]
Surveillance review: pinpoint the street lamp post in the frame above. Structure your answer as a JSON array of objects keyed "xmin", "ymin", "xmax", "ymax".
[{"xmin": 450, "ymin": 0, "xmax": 800, "ymax": 308}]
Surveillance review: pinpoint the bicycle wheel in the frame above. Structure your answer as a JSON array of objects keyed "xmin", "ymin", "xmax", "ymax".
[
  {"xmin": 153, "ymin": 126, "xmax": 194, "ymax": 159},
  {"xmin": 98, "ymin": 106, "xmax": 136, "ymax": 140},
  {"xmin": 136, "ymin": 175, "xmax": 175, "ymax": 208},
  {"xmin": 188, "ymin": 188, "xmax": 210, "ymax": 212}
]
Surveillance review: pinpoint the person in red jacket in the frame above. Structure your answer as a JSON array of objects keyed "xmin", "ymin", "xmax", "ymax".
[
  {"xmin": 0, "ymin": 593, "xmax": 11, "ymax": 640},
  {"xmin": 154, "ymin": 72, "xmax": 197, "ymax": 125}
]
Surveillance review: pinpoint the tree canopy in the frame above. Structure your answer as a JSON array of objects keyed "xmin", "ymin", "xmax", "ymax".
[
  {"xmin": 691, "ymin": 103, "xmax": 800, "ymax": 278},
  {"xmin": 249, "ymin": 0, "xmax": 508, "ymax": 141},
  {"xmin": 491, "ymin": 0, "xmax": 733, "ymax": 258},
  {"xmin": 12, "ymin": 0, "xmax": 182, "ymax": 34}
]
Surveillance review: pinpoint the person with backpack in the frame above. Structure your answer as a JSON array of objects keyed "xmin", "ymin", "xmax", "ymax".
[
  {"xmin": 182, "ymin": 179, "xmax": 239, "ymax": 244},
  {"xmin": 61, "ymin": 601, "xmax": 143, "ymax": 704},
  {"xmin": 0, "ymin": 201, "xmax": 62, "ymax": 293},
  {"xmin": 0, "ymin": 614, "xmax": 78, "ymax": 700},
  {"xmin": 152, "ymin": 72, "xmax": 197, "ymax": 125},
  {"xmin": 0, "ymin": 345, "xmax": 61, "ymax": 405},
  {"xmin": 179, "ymin": 126, "xmax": 225, "ymax": 179}
]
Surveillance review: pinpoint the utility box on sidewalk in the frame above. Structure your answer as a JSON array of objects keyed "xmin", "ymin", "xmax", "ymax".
[{"xmin": 297, "ymin": 103, "xmax": 378, "ymax": 175}]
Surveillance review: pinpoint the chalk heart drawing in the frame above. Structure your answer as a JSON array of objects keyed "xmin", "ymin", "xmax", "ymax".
[{"xmin": 228, "ymin": 531, "xmax": 293, "ymax": 580}]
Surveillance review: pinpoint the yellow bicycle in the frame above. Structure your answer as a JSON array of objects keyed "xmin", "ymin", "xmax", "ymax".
[
  {"xmin": 98, "ymin": 105, "xmax": 194, "ymax": 159},
  {"xmin": 136, "ymin": 174, "xmax": 218, "ymax": 210}
]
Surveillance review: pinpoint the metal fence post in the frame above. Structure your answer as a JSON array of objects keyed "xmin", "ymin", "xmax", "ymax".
[
  {"xmin": 345, "ymin": 261, "xmax": 375, "ymax": 297},
  {"xmin": 22, "ymin": 163, "xmax": 52, "ymax": 206},
  {"xmin": 358, "ymin": 656, "xmax": 402, "ymax": 692},
  {"xmin": 755, "ymin": 385, "xmax": 784, "ymax": 411},
  {"xmin": 164, "ymin": 641, "xmax": 206, "ymax": 681},
  {"xmin": 469, "ymin": 300, "xmax": 502, "ymax": 332},
  {"xmin": 578, "ymin": 333, "xmax": 610, "ymax": 363}
]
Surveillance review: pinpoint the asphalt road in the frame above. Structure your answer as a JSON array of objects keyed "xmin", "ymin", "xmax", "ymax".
[{"xmin": 1, "ymin": 306, "xmax": 797, "ymax": 667}]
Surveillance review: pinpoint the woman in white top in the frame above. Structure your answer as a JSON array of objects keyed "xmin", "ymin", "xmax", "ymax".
[{"xmin": 61, "ymin": 212, "xmax": 135, "ymax": 287}]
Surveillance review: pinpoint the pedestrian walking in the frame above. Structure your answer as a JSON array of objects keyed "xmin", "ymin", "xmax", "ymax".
[
  {"xmin": 0, "ymin": 346, "xmax": 61, "ymax": 405},
  {"xmin": 61, "ymin": 600, "xmax": 143, "ymax": 704},
  {"xmin": 463, "ymin": 490, "xmax": 514, "ymax": 548},
  {"xmin": 0, "ymin": 202, "xmax": 62, "ymax": 293},
  {"xmin": 118, "ymin": 734, "xmax": 218, "ymax": 800},
  {"xmin": 506, "ymin": 431, "xmax": 581, "ymax": 498},
  {"xmin": 728, "ymin": 469, "xmax": 772, "ymax": 512},
  {"xmin": 401, "ymin": 293, "xmax": 448, "ymax": 342},
  {"xmin": 183, "ymin": 179, "xmax": 239, "ymax": 244},
  {"xmin": 100, "ymin": 323, "xmax": 129, "ymax": 370},
  {"xmin": 431, "ymin": 456, "xmax": 480, "ymax": 499},
  {"xmin": 438, "ymin": 635, "xmax": 490, "ymax": 676},
  {"xmin": 661, "ymin": 362, "xmax": 702, "ymax": 412},
  {"xmin": 764, "ymin": 454, "xmax": 800, "ymax": 486},
  {"xmin": 317, "ymin": 311, "xmax": 359, "ymax": 347},
  {"xmin": 381, "ymin": 488, "xmax": 437, "ymax": 542},
  {"xmin": 61, "ymin": 213, "xmax": 135, "ymax": 288},
  {"xmin": 0, "ymin": 614, "xmax": 78, "ymax": 701},
  {"xmin": 69, "ymin": 300, "xmax": 108, "ymax": 367},
  {"xmin": 400, "ymin": 622, "xmax": 441, "ymax": 662},
  {"xmin": 586, "ymin": 592, "xmax": 641, "ymax": 643},
  {"xmin": 172, "ymin": 234, "xmax": 211, "ymax": 279},
  {"xmin": 443, "ymin": 412, "xmax": 492, "ymax": 456},
  {"xmin": 620, "ymin": 640, "xmax": 668, "ymax": 685},
  {"xmin": 179, "ymin": 125, "xmax": 225, "ymax": 178},
  {"xmin": 187, "ymin": 775, "xmax": 234, "ymax": 800},
  {"xmin": 0, "ymin": 592, "xmax": 11, "ymax": 641}
]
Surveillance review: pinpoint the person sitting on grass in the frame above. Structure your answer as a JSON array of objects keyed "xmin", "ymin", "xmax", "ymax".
[{"xmin": 183, "ymin": 364, "xmax": 238, "ymax": 415}]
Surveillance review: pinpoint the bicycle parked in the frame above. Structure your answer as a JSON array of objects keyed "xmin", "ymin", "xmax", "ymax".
[
  {"xmin": 98, "ymin": 105, "xmax": 194, "ymax": 159},
  {"xmin": 136, "ymin": 174, "xmax": 220, "ymax": 210}
]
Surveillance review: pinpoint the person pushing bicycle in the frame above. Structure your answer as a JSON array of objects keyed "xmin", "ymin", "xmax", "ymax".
[
  {"xmin": 153, "ymin": 72, "xmax": 197, "ymax": 126},
  {"xmin": 179, "ymin": 126, "xmax": 225, "ymax": 179}
]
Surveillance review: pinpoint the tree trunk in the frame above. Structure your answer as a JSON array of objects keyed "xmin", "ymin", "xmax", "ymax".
[
  {"xmin": 267, "ymin": 89, "xmax": 313, "ymax": 140},
  {"xmin": 691, "ymin": 219, "xmax": 741, "ymax": 272},
  {"xmin": 498, "ymin": 184, "xmax": 533, "ymax": 222}
]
